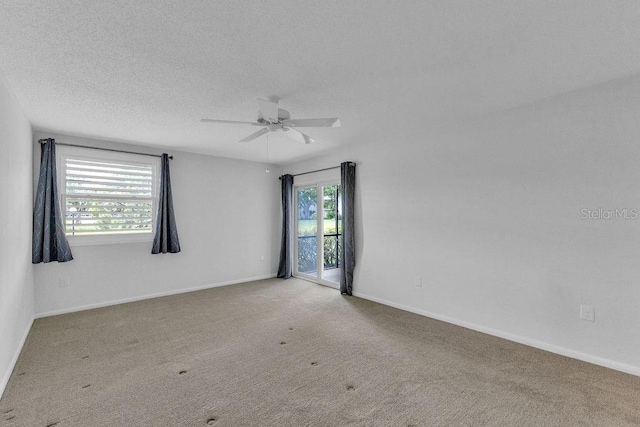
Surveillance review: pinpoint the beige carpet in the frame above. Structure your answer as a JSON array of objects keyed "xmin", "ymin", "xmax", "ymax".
[{"xmin": 1, "ymin": 278, "xmax": 640, "ymax": 426}]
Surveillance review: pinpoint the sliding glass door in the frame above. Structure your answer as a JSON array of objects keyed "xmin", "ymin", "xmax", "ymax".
[
  {"xmin": 321, "ymin": 184, "xmax": 341, "ymax": 285},
  {"xmin": 295, "ymin": 183, "xmax": 342, "ymax": 287},
  {"xmin": 296, "ymin": 185, "xmax": 318, "ymax": 279}
]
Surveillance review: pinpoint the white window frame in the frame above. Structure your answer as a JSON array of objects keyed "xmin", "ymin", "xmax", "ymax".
[{"xmin": 56, "ymin": 145, "xmax": 160, "ymax": 246}]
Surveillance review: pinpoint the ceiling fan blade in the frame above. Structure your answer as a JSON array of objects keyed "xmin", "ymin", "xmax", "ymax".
[
  {"xmin": 281, "ymin": 118, "xmax": 341, "ymax": 128},
  {"xmin": 239, "ymin": 127, "xmax": 269, "ymax": 142},
  {"xmin": 201, "ymin": 119, "xmax": 262, "ymax": 126},
  {"xmin": 285, "ymin": 128, "xmax": 315, "ymax": 145},
  {"xmin": 257, "ymin": 98, "xmax": 279, "ymax": 122}
]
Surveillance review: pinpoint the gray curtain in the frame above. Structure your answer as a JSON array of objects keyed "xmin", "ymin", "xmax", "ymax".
[
  {"xmin": 32, "ymin": 138, "xmax": 73, "ymax": 263},
  {"xmin": 277, "ymin": 174, "xmax": 294, "ymax": 278},
  {"xmin": 152, "ymin": 153, "xmax": 181, "ymax": 254},
  {"xmin": 340, "ymin": 162, "xmax": 356, "ymax": 295}
]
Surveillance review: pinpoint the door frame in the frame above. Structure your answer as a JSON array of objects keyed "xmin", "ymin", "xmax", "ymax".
[{"xmin": 293, "ymin": 179, "xmax": 341, "ymax": 289}]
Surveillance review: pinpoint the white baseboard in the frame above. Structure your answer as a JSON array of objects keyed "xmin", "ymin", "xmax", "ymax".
[
  {"xmin": 353, "ymin": 291, "xmax": 640, "ymax": 378},
  {"xmin": 0, "ymin": 316, "xmax": 34, "ymax": 400},
  {"xmin": 35, "ymin": 274, "xmax": 277, "ymax": 319}
]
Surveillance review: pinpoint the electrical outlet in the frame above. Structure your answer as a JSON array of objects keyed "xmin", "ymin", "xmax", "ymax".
[
  {"xmin": 580, "ymin": 304, "xmax": 594, "ymax": 322},
  {"xmin": 260, "ymin": 255, "xmax": 264, "ymax": 261},
  {"xmin": 414, "ymin": 276, "xmax": 423, "ymax": 288},
  {"xmin": 58, "ymin": 277, "xmax": 69, "ymax": 288}
]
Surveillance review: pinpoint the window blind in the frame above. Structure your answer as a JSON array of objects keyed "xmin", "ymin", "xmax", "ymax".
[{"xmin": 63, "ymin": 157, "xmax": 155, "ymax": 236}]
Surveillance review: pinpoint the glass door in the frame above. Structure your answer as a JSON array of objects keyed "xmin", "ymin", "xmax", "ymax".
[
  {"xmin": 320, "ymin": 184, "xmax": 341, "ymax": 286},
  {"xmin": 295, "ymin": 183, "xmax": 342, "ymax": 287},
  {"xmin": 295, "ymin": 186, "xmax": 318, "ymax": 280}
]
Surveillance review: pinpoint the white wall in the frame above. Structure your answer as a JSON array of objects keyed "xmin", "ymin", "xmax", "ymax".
[
  {"xmin": 284, "ymin": 74, "xmax": 640, "ymax": 375},
  {"xmin": 33, "ymin": 132, "xmax": 281, "ymax": 316},
  {"xmin": 0, "ymin": 74, "xmax": 34, "ymax": 397}
]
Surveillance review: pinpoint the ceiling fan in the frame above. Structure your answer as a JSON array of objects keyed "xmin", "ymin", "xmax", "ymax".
[{"xmin": 201, "ymin": 98, "xmax": 341, "ymax": 144}]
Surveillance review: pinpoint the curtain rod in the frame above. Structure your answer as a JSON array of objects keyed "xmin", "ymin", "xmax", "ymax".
[
  {"xmin": 279, "ymin": 165, "xmax": 344, "ymax": 180},
  {"xmin": 38, "ymin": 140, "xmax": 173, "ymax": 160}
]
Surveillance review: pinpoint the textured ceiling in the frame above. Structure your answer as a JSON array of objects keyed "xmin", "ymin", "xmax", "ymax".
[{"xmin": 1, "ymin": 1, "xmax": 640, "ymax": 164}]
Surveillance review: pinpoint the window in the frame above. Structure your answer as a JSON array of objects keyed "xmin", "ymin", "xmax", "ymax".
[{"xmin": 56, "ymin": 146, "xmax": 160, "ymax": 245}]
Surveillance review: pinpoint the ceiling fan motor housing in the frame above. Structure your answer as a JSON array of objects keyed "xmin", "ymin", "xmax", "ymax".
[{"xmin": 257, "ymin": 108, "xmax": 290, "ymax": 124}]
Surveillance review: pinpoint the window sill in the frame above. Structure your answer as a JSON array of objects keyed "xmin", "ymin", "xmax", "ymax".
[{"xmin": 67, "ymin": 234, "xmax": 153, "ymax": 247}]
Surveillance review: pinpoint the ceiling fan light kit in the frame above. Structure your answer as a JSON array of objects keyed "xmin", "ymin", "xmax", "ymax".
[{"xmin": 201, "ymin": 97, "xmax": 341, "ymax": 145}]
